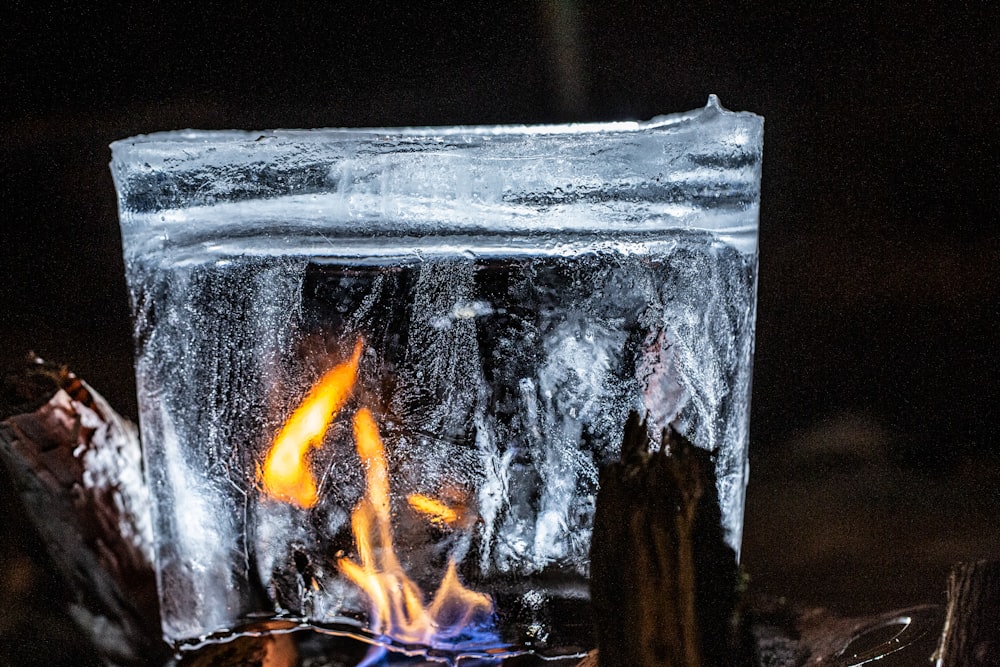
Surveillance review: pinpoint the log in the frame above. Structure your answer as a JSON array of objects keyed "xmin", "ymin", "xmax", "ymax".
[
  {"xmin": 0, "ymin": 354, "xmax": 167, "ymax": 666},
  {"xmin": 935, "ymin": 560, "xmax": 1000, "ymax": 666},
  {"xmin": 0, "ymin": 356, "xmax": 298, "ymax": 666},
  {"xmin": 589, "ymin": 412, "xmax": 747, "ymax": 667}
]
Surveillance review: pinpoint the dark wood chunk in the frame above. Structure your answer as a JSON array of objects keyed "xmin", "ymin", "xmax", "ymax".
[
  {"xmin": 589, "ymin": 412, "xmax": 743, "ymax": 667},
  {"xmin": 935, "ymin": 560, "xmax": 1000, "ymax": 666}
]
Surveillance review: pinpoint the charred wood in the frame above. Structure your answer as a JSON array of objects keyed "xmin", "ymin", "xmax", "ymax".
[
  {"xmin": 935, "ymin": 560, "xmax": 1000, "ymax": 666},
  {"xmin": 0, "ymin": 354, "xmax": 167, "ymax": 666},
  {"xmin": 589, "ymin": 411, "xmax": 747, "ymax": 667}
]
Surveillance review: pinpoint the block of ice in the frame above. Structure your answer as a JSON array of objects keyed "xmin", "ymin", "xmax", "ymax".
[{"xmin": 110, "ymin": 96, "xmax": 762, "ymax": 660}]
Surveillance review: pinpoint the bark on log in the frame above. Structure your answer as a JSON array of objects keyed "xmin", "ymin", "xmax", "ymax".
[
  {"xmin": 589, "ymin": 412, "xmax": 746, "ymax": 667},
  {"xmin": 935, "ymin": 560, "xmax": 1000, "ymax": 666},
  {"xmin": 0, "ymin": 355, "xmax": 167, "ymax": 666}
]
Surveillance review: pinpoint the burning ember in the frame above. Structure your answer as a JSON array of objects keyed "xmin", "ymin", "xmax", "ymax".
[{"xmin": 260, "ymin": 340, "xmax": 494, "ymax": 648}]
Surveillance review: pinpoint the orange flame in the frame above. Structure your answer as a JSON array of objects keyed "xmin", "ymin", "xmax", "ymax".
[
  {"xmin": 407, "ymin": 494, "xmax": 460, "ymax": 527},
  {"xmin": 261, "ymin": 340, "xmax": 363, "ymax": 508},
  {"xmin": 261, "ymin": 339, "xmax": 493, "ymax": 644},
  {"xmin": 339, "ymin": 408, "xmax": 492, "ymax": 643}
]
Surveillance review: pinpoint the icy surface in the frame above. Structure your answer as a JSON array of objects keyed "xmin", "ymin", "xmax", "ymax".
[{"xmin": 127, "ymin": 229, "xmax": 757, "ymax": 646}]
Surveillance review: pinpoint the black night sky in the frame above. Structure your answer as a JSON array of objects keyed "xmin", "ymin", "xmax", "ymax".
[{"xmin": 1, "ymin": 2, "xmax": 998, "ymax": 662}]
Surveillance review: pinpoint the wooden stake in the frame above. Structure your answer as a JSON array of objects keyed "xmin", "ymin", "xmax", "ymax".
[
  {"xmin": 589, "ymin": 412, "xmax": 744, "ymax": 667},
  {"xmin": 935, "ymin": 560, "xmax": 1000, "ymax": 666}
]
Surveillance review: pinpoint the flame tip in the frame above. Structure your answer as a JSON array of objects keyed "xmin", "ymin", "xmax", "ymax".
[{"xmin": 260, "ymin": 340, "xmax": 364, "ymax": 509}]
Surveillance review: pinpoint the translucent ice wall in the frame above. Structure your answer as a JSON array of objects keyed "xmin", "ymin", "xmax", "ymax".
[{"xmin": 111, "ymin": 98, "xmax": 763, "ymax": 650}]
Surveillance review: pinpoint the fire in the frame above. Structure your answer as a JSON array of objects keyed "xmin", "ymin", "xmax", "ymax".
[
  {"xmin": 260, "ymin": 339, "xmax": 493, "ymax": 647},
  {"xmin": 261, "ymin": 340, "xmax": 363, "ymax": 508},
  {"xmin": 407, "ymin": 494, "xmax": 460, "ymax": 527}
]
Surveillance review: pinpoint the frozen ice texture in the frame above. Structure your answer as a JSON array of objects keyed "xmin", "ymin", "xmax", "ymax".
[{"xmin": 111, "ymin": 96, "xmax": 762, "ymax": 658}]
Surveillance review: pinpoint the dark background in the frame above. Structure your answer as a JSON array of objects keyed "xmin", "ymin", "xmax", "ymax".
[{"xmin": 1, "ymin": 1, "xmax": 998, "ymax": 661}]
